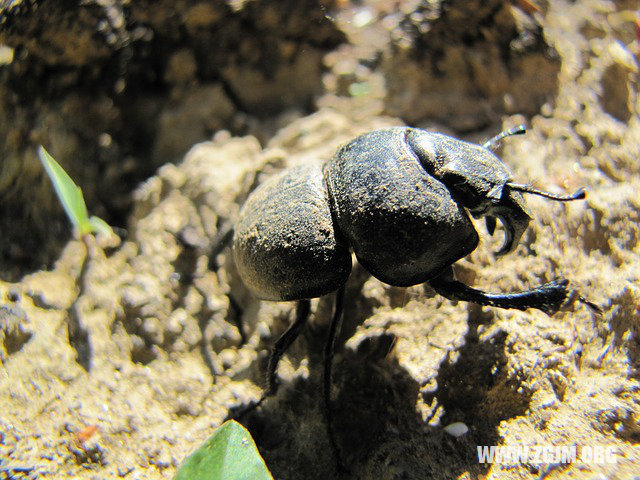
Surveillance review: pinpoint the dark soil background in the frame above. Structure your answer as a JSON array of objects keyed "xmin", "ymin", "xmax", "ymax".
[{"xmin": 1, "ymin": 1, "xmax": 639, "ymax": 479}]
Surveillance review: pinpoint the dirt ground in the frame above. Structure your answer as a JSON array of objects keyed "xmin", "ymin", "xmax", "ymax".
[{"xmin": 1, "ymin": 1, "xmax": 639, "ymax": 479}]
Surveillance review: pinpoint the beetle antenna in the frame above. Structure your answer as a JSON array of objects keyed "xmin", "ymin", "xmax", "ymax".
[
  {"xmin": 483, "ymin": 124, "xmax": 527, "ymax": 151},
  {"xmin": 506, "ymin": 183, "xmax": 586, "ymax": 202}
]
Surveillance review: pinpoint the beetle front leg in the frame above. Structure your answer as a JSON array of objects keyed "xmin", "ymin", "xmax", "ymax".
[{"xmin": 429, "ymin": 267, "xmax": 570, "ymax": 315}]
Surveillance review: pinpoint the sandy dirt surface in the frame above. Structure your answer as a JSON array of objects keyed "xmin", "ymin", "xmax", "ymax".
[{"xmin": 1, "ymin": 1, "xmax": 639, "ymax": 479}]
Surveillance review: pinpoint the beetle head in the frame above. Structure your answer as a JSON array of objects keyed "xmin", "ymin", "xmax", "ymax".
[{"xmin": 407, "ymin": 129, "xmax": 584, "ymax": 255}]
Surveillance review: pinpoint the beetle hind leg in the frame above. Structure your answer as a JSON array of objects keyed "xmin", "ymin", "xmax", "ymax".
[
  {"xmin": 234, "ymin": 299, "xmax": 311, "ymax": 419},
  {"xmin": 263, "ymin": 299, "xmax": 311, "ymax": 396},
  {"xmin": 429, "ymin": 267, "xmax": 571, "ymax": 315},
  {"xmin": 323, "ymin": 285, "xmax": 347, "ymax": 471}
]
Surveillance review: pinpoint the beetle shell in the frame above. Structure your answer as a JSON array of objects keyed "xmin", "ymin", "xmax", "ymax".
[
  {"xmin": 233, "ymin": 161, "xmax": 352, "ymax": 301},
  {"xmin": 324, "ymin": 128, "xmax": 479, "ymax": 287}
]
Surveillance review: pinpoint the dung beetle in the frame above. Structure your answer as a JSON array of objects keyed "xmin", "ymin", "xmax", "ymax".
[{"xmin": 231, "ymin": 125, "xmax": 591, "ymax": 466}]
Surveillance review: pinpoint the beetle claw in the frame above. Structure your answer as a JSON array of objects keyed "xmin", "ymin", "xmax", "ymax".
[
  {"xmin": 495, "ymin": 216, "xmax": 514, "ymax": 256},
  {"xmin": 488, "ymin": 190, "xmax": 530, "ymax": 256},
  {"xmin": 485, "ymin": 216, "xmax": 497, "ymax": 235}
]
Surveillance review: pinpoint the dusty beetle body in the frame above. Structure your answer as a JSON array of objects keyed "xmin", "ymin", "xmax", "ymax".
[
  {"xmin": 233, "ymin": 160, "xmax": 351, "ymax": 301},
  {"xmin": 234, "ymin": 126, "xmax": 578, "ymax": 300},
  {"xmin": 231, "ymin": 125, "xmax": 590, "ymax": 467}
]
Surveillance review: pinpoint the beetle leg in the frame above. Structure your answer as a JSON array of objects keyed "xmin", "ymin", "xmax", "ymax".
[
  {"xmin": 323, "ymin": 285, "xmax": 347, "ymax": 471},
  {"xmin": 263, "ymin": 299, "xmax": 311, "ymax": 397},
  {"xmin": 231, "ymin": 299, "xmax": 311, "ymax": 420},
  {"xmin": 207, "ymin": 222, "xmax": 235, "ymax": 270},
  {"xmin": 429, "ymin": 267, "xmax": 570, "ymax": 315}
]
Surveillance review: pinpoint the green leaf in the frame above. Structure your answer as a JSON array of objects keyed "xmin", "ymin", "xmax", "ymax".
[
  {"xmin": 38, "ymin": 146, "xmax": 90, "ymax": 232},
  {"xmin": 348, "ymin": 81, "xmax": 370, "ymax": 97},
  {"xmin": 174, "ymin": 420, "xmax": 273, "ymax": 480},
  {"xmin": 38, "ymin": 146, "xmax": 113, "ymax": 238},
  {"xmin": 88, "ymin": 216, "xmax": 115, "ymax": 237}
]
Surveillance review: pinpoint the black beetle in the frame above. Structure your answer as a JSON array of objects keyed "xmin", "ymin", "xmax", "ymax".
[{"xmin": 231, "ymin": 125, "xmax": 590, "ymax": 466}]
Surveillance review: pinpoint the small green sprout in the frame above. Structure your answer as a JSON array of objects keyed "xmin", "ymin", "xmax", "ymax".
[
  {"xmin": 37, "ymin": 146, "xmax": 113, "ymax": 238},
  {"xmin": 174, "ymin": 420, "xmax": 273, "ymax": 480},
  {"xmin": 348, "ymin": 81, "xmax": 370, "ymax": 97}
]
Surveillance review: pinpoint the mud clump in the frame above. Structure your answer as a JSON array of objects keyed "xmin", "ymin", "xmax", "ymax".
[{"xmin": 384, "ymin": 0, "xmax": 561, "ymax": 130}]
